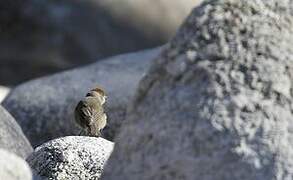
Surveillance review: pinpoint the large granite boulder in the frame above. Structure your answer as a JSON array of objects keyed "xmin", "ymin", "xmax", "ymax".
[
  {"xmin": 102, "ymin": 0, "xmax": 293, "ymax": 179},
  {"xmin": 2, "ymin": 47, "xmax": 161, "ymax": 146},
  {"xmin": 0, "ymin": 149, "xmax": 33, "ymax": 180},
  {"xmin": 0, "ymin": 0, "xmax": 199, "ymax": 85},
  {"xmin": 27, "ymin": 136, "xmax": 114, "ymax": 180},
  {"xmin": 0, "ymin": 106, "xmax": 33, "ymax": 159}
]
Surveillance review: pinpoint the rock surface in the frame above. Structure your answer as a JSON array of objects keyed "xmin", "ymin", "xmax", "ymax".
[
  {"xmin": 0, "ymin": 149, "xmax": 33, "ymax": 180},
  {"xmin": 0, "ymin": 0, "xmax": 199, "ymax": 85},
  {"xmin": 97, "ymin": 0, "xmax": 202, "ymax": 40},
  {"xmin": 27, "ymin": 136, "xmax": 114, "ymax": 180},
  {"xmin": 3, "ymin": 47, "xmax": 161, "ymax": 146},
  {"xmin": 102, "ymin": 0, "xmax": 293, "ymax": 179},
  {"xmin": 0, "ymin": 86, "xmax": 10, "ymax": 103},
  {"xmin": 0, "ymin": 105, "xmax": 33, "ymax": 158}
]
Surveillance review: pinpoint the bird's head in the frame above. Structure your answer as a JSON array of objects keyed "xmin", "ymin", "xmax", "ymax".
[{"xmin": 86, "ymin": 87, "xmax": 107, "ymax": 104}]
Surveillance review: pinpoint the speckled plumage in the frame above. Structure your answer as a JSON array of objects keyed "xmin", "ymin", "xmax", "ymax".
[{"xmin": 75, "ymin": 88, "xmax": 107, "ymax": 137}]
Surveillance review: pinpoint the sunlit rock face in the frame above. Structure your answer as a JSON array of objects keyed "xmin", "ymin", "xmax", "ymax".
[
  {"xmin": 102, "ymin": 0, "xmax": 293, "ymax": 180},
  {"xmin": 27, "ymin": 136, "xmax": 114, "ymax": 180}
]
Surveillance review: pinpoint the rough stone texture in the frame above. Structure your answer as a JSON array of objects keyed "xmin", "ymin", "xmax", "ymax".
[
  {"xmin": 0, "ymin": 149, "xmax": 33, "ymax": 180},
  {"xmin": 0, "ymin": 106, "xmax": 33, "ymax": 159},
  {"xmin": 102, "ymin": 0, "xmax": 293, "ymax": 180},
  {"xmin": 0, "ymin": 0, "xmax": 199, "ymax": 86},
  {"xmin": 27, "ymin": 136, "xmax": 114, "ymax": 180},
  {"xmin": 0, "ymin": 86, "xmax": 10, "ymax": 103},
  {"xmin": 2, "ymin": 47, "xmax": 161, "ymax": 146}
]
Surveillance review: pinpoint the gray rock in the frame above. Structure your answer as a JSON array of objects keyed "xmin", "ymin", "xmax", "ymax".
[
  {"xmin": 102, "ymin": 0, "xmax": 293, "ymax": 179},
  {"xmin": 0, "ymin": 148, "xmax": 33, "ymax": 180},
  {"xmin": 27, "ymin": 136, "xmax": 114, "ymax": 180},
  {"xmin": 0, "ymin": 0, "xmax": 200, "ymax": 86},
  {"xmin": 0, "ymin": 105, "xmax": 33, "ymax": 158},
  {"xmin": 98, "ymin": 0, "xmax": 202, "ymax": 40},
  {"xmin": 0, "ymin": 86, "xmax": 9, "ymax": 103},
  {"xmin": 2, "ymin": 47, "xmax": 161, "ymax": 146}
]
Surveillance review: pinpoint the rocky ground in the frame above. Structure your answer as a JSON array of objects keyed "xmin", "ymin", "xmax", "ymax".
[{"xmin": 1, "ymin": 0, "xmax": 293, "ymax": 179}]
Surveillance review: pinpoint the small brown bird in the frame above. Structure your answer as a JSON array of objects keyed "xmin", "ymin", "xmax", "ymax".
[{"xmin": 74, "ymin": 87, "xmax": 107, "ymax": 137}]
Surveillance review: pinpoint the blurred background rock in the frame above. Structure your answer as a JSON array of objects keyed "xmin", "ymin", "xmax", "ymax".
[{"xmin": 0, "ymin": 0, "xmax": 200, "ymax": 86}]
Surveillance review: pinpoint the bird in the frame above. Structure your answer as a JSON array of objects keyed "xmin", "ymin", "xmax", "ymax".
[{"xmin": 74, "ymin": 87, "xmax": 107, "ymax": 137}]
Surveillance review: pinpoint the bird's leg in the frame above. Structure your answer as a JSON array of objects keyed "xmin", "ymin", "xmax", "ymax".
[
  {"xmin": 96, "ymin": 130, "xmax": 102, "ymax": 137},
  {"xmin": 78, "ymin": 128, "xmax": 89, "ymax": 136},
  {"xmin": 78, "ymin": 130, "xmax": 83, "ymax": 136}
]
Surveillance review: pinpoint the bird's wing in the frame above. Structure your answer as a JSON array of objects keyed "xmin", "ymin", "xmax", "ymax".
[{"xmin": 76, "ymin": 100, "xmax": 94, "ymax": 127}]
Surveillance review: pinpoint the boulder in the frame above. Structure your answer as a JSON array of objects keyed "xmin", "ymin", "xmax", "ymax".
[
  {"xmin": 102, "ymin": 0, "xmax": 293, "ymax": 179},
  {"xmin": 3, "ymin": 47, "xmax": 161, "ymax": 146},
  {"xmin": 0, "ymin": 105, "xmax": 33, "ymax": 159},
  {"xmin": 27, "ymin": 136, "xmax": 114, "ymax": 180},
  {"xmin": 0, "ymin": 0, "xmax": 200, "ymax": 85},
  {"xmin": 0, "ymin": 86, "xmax": 10, "ymax": 103},
  {"xmin": 0, "ymin": 149, "xmax": 33, "ymax": 180},
  {"xmin": 97, "ymin": 0, "xmax": 202, "ymax": 40}
]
